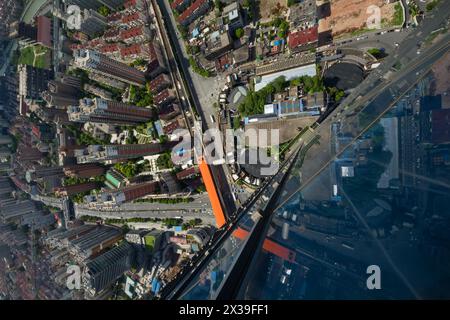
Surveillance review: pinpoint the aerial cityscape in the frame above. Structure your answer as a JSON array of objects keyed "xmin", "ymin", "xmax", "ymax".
[{"xmin": 0, "ymin": 0, "xmax": 449, "ymax": 304}]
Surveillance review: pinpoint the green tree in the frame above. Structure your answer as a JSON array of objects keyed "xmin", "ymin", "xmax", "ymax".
[
  {"xmin": 235, "ymin": 28, "xmax": 245, "ymax": 39},
  {"xmin": 177, "ymin": 24, "xmax": 189, "ymax": 40},
  {"xmin": 426, "ymin": 0, "xmax": 439, "ymax": 12},
  {"xmin": 98, "ymin": 6, "xmax": 110, "ymax": 17},
  {"xmin": 157, "ymin": 153, "xmax": 174, "ymax": 169},
  {"xmin": 233, "ymin": 116, "xmax": 242, "ymax": 128},
  {"xmin": 189, "ymin": 56, "xmax": 211, "ymax": 77},
  {"xmin": 367, "ymin": 48, "xmax": 383, "ymax": 59},
  {"xmin": 238, "ymin": 75, "xmax": 326, "ymax": 117},
  {"xmin": 277, "ymin": 20, "xmax": 289, "ymax": 38},
  {"xmin": 272, "ymin": 76, "xmax": 288, "ymax": 92},
  {"xmin": 271, "ymin": 17, "xmax": 283, "ymax": 28},
  {"xmin": 214, "ymin": 0, "xmax": 224, "ymax": 12},
  {"xmin": 114, "ymin": 161, "xmax": 144, "ymax": 178},
  {"xmin": 130, "ymin": 84, "xmax": 153, "ymax": 107},
  {"xmin": 186, "ymin": 45, "xmax": 200, "ymax": 55},
  {"xmin": 159, "ymin": 135, "xmax": 169, "ymax": 143}
]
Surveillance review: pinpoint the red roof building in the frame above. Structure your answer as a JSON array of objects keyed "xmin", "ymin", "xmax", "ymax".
[
  {"xmin": 176, "ymin": 166, "xmax": 200, "ymax": 180},
  {"xmin": 63, "ymin": 164, "xmax": 105, "ymax": 178},
  {"xmin": 171, "ymin": 0, "xmax": 190, "ymax": 12},
  {"xmin": 122, "ymin": 12, "xmax": 142, "ymax": 25},
  {"xmin": 120, "ymin": 26, "xmax": 147, "ymax": 44},
  {"xmin": 149, "ymin": 73, "xmax": 172, "ymax": 93},
  {"xmin": 124, "ymin": 0, "xmax": 145, "ymax": 12},
  {"xmin": 122, "ymin": 181, "xmax": 159, "ymax": 202},
  {"xmin": 124, "ymin": 0, "xmax": 137, "ymax": 8},
  {"xmin": 146, "ymin": 42, "xmax": 166, "ymax": 76},
  {"xmin": 163, "ymin": 118, "xmax": 185, "ymax": 135},
  {"xmin": 107, "ymin": 12, "xmax": 123, "ymax": 24},
  {"xmin": 154, "ymin": 89, "xmax": 177, "ymax": 107},
  {"xmin": 103, "ymin": 28, "xmax": 120, "ymax": 41},
  {"xmin": 100, "ymin": 43, "xmax": 120, "ymax": 54},
  {"xmin": 36, "ymin": 16, "xmax": 52, "ymax": 48},
  {"xmin": 159, "ymin": 103, "xmax": 181, "ymax": 121},
  {"xmin": 120, "ymin": 44, "xmax": 143, "ymax": 60},
  {"xmin": 287, "ymin": 25, "xmax": 318, "ymax": 52},
  {"xmin": 178, "ymin": 0, "xmax": 210, "ymax": 26}
]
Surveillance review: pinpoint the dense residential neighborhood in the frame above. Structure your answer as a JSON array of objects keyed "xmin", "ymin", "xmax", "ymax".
[{"xmin": 0, "ymin": 0, "xmax": 449, "ymax": 305}]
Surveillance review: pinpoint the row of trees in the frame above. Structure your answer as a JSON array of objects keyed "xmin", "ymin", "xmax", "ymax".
[
  {"xmin": 71, "ymin": 191, "xmax": 91, "ymax": 204},
  {"xmin": 79, "ymin": 216, "xmax": 204, "ymax": 231},
  {"xmin": 214, "ymin": 0, "xmax": 224, "ymax": 16},
  {"xmin": 186, "ymin": 45, "xmax": 200, "ymax": 55},
  {"xmin": 177, "ymin": 24, "xmax": 189, "ymax": 41},
  {"xmin": 182, "ymin": 218, "xmax": 203, "ymax": 230},
  {"xmin": 163, "ymin": 218, "xmax": 183, "ymax": 228},
  {"xmin": 238, "ymin": 75, "xmax": 325, "ymax": 116},
  {"xmin": 189, "ymin": 56, "xmax": 211, "ymax": 77},
  {"xmin": 271, "ymin": 17, "xmax": 289, "ymax": 38},
  {"xmin": 63, "ymin": 175, "xmax": 105, "ymax": 187},
  {"xmin": 108, "ymin": 217, "xmax": 160, "ymax": 224},
  {"xmin": 328, "ymin": 87, "xmax": 346, "ymax": 103},
  {"xmin": 78, "ymin": 132, "xmax": 110, "ymax": 146}
]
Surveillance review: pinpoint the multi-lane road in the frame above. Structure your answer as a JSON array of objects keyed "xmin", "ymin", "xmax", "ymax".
[
  {"xmin": 273, "ymin": 0, "xmax": 450, "ymax": 214},
  {"xmin": 150, "ymin": 0, "xmax": 450, "ymax": 299},
  {"xmin": 339, "ymin": 0, "xmax": 450, "ymax": 112},
  {"xmin": 75, "ymin": 207, "xmax": 217, "ymax": 225},
  {"xmin": 74, "ymin": 193, "xmax": 216, "ymax": 225},
  {"xmin": 157, "ymin": 0, "xmax": 225, "ymax": 129},
  {"xmin": 154, "ymin": 0, "xmax": 449, "ymax": 222},
  {"xmin": 154, "ymin": 0, "xmax": 237, "ymax": 217}
]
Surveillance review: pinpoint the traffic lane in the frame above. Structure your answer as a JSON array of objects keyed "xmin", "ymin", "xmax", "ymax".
[
  {"xmin": 340, "ymin": 31, "xmax": 449, "ymax": 116},
  {"xmin": 158, "ymin": 0, "xmax": 224, "ymax": 128},
  {"xmin": 340, "ymin": 30, "xmax": 409, "ymax": 55},
  {"xmin": 210, "ymin": 164, "xmax": 237, "ymax": 214},
  {"xmin": 338, "ymin": 43, "xmax": 448, "ymax": 132},
  {"xmin": 174, "ymin": 54, "xmax": 236, "ymax": 215},
  {"xmin": 75, "ymin": 194, "xmax": 212, "ymax": 212},
  {"xmin": 338, "ymin": 2, "xmax": 449, "ymax": 108},
  {"xmin": 300, "ymin": 39, "xmax": 450, "ymax": 199},
  {"xmin": 151, "ymin": 0, "xmax": 196, "ymax": 138},
  {"xmin": 157, "ymin": 0, "xmax": 237, "ymax": 216},
  {"xmin": 75, "ymin": 207, "xmax": 215, "ymax": 221}
]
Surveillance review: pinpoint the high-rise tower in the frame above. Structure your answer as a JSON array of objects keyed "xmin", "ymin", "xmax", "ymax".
[
  {"xmin": 67, "ymin": 98, "xmax": 153, "ymax": 125},
  {"xmin": 73, "ymin": 49, "xmax": 146, "ymax": 87}
]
